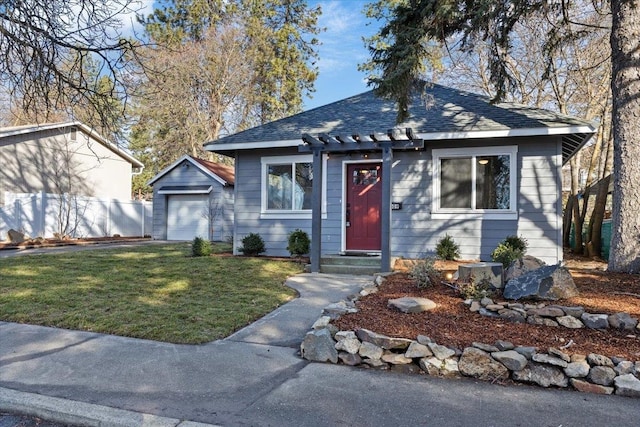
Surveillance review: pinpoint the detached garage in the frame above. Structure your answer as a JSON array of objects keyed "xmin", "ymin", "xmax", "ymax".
[{"xmin": 149, "ymin": 155, "xmax": 234, "ymax": 241}]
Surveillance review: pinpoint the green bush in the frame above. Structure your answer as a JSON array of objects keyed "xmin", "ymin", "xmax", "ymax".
[
  {"xmin": 436, "ymin": 234, "xmax": 460, "ymax": 260},
  {"xmin": 409, "ymin": 257, "xmax": 439, "ymax": 289},
  {"xmin": 239, "ymin": 233, "xmax": 266, "ymax": 256},
  {"xmin": 192, "ymin": 237, "xmax": 212, "ymax": 257},
  {"xmin": 457, "ymin": 275, "xmax": 496, "ymax": 300},
  {"xmin": 491, "ymin": 235, "xmax": 528, "ymax": 268},
  {"xmin": 287, "ymin": 229, "xmax": 310, "ymax": 256}
]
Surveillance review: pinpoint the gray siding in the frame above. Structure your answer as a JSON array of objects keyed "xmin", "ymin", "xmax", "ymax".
[
  {"xmin": 232, "ymin": 136, "xmax": 563, "ymax": 264},
  {"xmin": 151, "ymin": 159, "xmax": 233, "ymax": 241}
]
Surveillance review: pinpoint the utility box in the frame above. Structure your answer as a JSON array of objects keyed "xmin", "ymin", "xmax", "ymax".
[{"xmin": 458, "ymin": 262, "xmax": 504, "ymax": 288}]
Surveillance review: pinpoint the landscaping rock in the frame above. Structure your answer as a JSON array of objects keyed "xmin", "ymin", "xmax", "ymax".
[
  {"xmin": 338, "ymin": 352, "xmax": 362, "ymax": 366},
  {"xmin": 503, "ymin": 264, "xmax": 578, "ymax": 301},
  {"xmin": 405, "ymin": 342, "xmax": 433, "ymax": 359},
  {"xmin": 512, "ymin": 362, "xmax": 569, "ymax": 388},
  {"xmin": 614, "ymin": 374, "xmax": 640, "ymax": 397},
  {"xmin": 498, "ymin": 309, "xmax": 526, "ymax": 323},
  {"xmin": 382, "ymin": 351, "xmax": 413, "ymax": 365},
  {"xmin": 552, "ymin": 305, "xmax": 585, "ymax": 318},
  {"xmin": 480, "ymin": 297, "xmax": 494, "ymax": 306},
  {"xmin": 323, "ymin": 301, "xmax": 356, "ymax": 318},
  {"xmin": 416, "ymin": 335, "xmax": 432, "ymax": 345},
  {"xmin": 528, "ymin": 307, "xmax": 565, "ymax": 317},
  {"xmin": 615, "ymin": 361, "xmax": 635, "ymax": 376},
  {"xmin": 356, "ymin": 328, "xmax": 413, "ymax": 350},
  {"xmin": 504, "ymin": 255, "xmax": 546, "ymax": 281},
  {"xmin": 358, "ymin": 341, "xmax": 383, "ymax": 360},
  {"xmin": 334, "ymin": 331, "xmax": 361, "ymax": 354},
  {"xmin": 458, "ymin": 347, "xmax": 509, "ymax": 381},
  {"xmin": 587, "ymin": 353, "xmax": 614, "ymax": 367},
  {"xmin": 478, "ymin": 308, "xmax": 501, "ymax": 318},
  {"xmin": 7, "ymin": 229, "xmax": 26, "ymax": 243},
  {"xmin": 564, "ymin": 360, "xmax": 590, "ymax": 378},
  {"xmin": 428, "ymin": 342, "xmax": 456, "ymax": 360},
  {"xmin": 557, "ymin": 315, "xmax": 584, "ymax": 329},
  {"xmin": 491, "ymin": 350, "xmax": 528, "ymax": 371},
  {"xmin": 362, "ymin": 358, "xmax": 387, "ymax": 368},
  {"xmin": 469, "ymin": 301, "xmax": 481, "ymax": 312},
  {"xmin": 301, "ymin": 329, "xmax": 338, "ymax": 363},
  {"xmin": 548, "ymin": 347, "xmax": 571, "ymax": 362},
  {"xmin": 472, "ymin": 342, "xmax": 500, "ymax": 352},
  {"xmin": 442, "ymin": 359, "xmax": 460, "ymax": 376},
  {"xmin": 581, "ymin": 313, "xmax": 609, "ymax": 330},
  {"xmin": 608, "ymin": 313, "xmax": 639, "ymax": 331},
  {"xmin": 532, "ymin": 353, "xmax": 568, "ymax": 368},
  {"xmin": 312, "ymin": 316, "xmax": 331, "ymax": 330},
  {"xmin": 570, "ymin": 378, "xmax": 614, "ymax": 395},
  {"xmin": 588, "ymin": 366, "xmax": 617, "ymax": 386},
  {"xmin": 527, "ymin": 315, "xmax": 559, "ymax": 327},
  {"xmin": 387, "ymin": 297, "xmax": 437, "ymax": 313},
  {"xmin": 495, "ymin": 340, "xmax": 515, "ymax": 351},
  {"xmin": 419, "ymin": 357, "xmax": 443, "ymax": 376},
  {"xmin": 514, "ymin": 346, "xmax": 537, "ymax": 359}
]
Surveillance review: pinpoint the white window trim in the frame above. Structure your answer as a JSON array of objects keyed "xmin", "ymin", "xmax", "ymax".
[
  {"xmin": 432, "ymin": 146, "xmax": 518, "ymax": 220},
  {"xmin": 260, "ymin": 154, "xmax": 327, "ymax": 219}
]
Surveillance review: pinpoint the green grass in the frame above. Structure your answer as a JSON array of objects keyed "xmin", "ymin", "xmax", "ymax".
[{"xmin": 0, "ymin": 243, "xmax": 303, "ymax": 344}]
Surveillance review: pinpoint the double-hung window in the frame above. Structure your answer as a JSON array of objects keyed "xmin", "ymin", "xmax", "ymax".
[
  {"xmin": 432, "ymin": 146, "xmax": 517, "ymax": 219},
  {"xmin": 261, "ymin": 155, "xmax": 322, "ymax": 218}
]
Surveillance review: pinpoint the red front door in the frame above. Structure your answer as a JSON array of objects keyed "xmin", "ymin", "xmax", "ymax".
[{"xmin": 346, "ymin": 163, "xmax": 382, "ymax": 251}]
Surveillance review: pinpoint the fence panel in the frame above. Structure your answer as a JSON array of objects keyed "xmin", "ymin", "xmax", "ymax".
[{"xmin": 1, "ymin": 192, "xmax": 150, "ymax": 240}]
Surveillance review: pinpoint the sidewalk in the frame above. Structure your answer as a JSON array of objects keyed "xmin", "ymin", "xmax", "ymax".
[{"xmin": 1, "ymin": 273, "xmax": 640, "ymax": 427}]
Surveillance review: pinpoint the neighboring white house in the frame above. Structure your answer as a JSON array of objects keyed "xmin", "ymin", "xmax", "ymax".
[
  {"xmin": 0, "ymin": 121, "xmax": 147, "ymax": 240},
  {"xmin": 0, "ymin": 121, "xmax": 143, "ymax": 206},
  {"xmin": 148, "ymin": 155, "xmax": 235, "ymax": 241}
]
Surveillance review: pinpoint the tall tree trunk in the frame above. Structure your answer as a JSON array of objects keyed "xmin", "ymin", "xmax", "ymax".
[
  {"xmin": 568, "ymin": 155, "xmax": 584, "ymax": 253},
  {"xmin": 609, "ymin": 0, "xmax": 640, "ymax": 272},
  {"xmin": 562, "ymin": 196, "xmax": 574, "ymax": 247},
  {"xmin": 586, "ymin": 175, "xmax": 611, "ymax": 258}
]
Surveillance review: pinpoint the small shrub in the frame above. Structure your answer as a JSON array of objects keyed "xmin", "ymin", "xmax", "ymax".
[
  {"xmin": 503, "ymin": 235, "xmax": 528, "ymax": 253},
  {"xmin": 457, "ymin": 275, "xmax": 496, "ymax": 300},
  {"xmin": 491, "ymin": 235, "xmax": 528, "ymax": 268},
  {"xmin": 192, "ymin": 237, "xmax": 212, "ymax": 257},
  {"xmin": 239, "ymin": 233, "xmax": 266, "ymax": 256},
  {"xmin": 287, "ymin": 229, "xmax": 310, "ymax": 256},
  {"xmin": 409, "ymin": 257, "xmax": 440, "ymax": 289},
  {"xmin": 435, "ymin": 234, "xmax": 460, "ymax": 261}
]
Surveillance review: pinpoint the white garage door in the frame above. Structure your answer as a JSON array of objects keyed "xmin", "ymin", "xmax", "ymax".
[{"xmin": 167, "ymin": 194, "xmax": 209, "ymax": 240}]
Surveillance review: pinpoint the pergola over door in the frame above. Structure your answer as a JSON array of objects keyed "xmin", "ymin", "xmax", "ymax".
[{"xmin": 299, "ymin": 128, "xmax": 424, "ymax": 273}]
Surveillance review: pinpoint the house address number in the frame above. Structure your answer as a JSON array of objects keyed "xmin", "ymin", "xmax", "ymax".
[{"xmin": 391, "ymin": 202, "xmax": 402, "ymax": 210}]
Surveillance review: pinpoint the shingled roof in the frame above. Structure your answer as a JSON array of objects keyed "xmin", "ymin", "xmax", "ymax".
[{"xmin": 204, "ymin": 82, "xmax": 594, "ymax": 164}]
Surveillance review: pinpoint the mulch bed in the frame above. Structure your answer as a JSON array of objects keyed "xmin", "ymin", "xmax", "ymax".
[{"xmin": 334, "ymin": 256, "xmax": 640, "ymax": 361}]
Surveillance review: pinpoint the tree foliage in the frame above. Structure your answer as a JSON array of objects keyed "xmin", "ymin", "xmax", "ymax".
[
  {"xmin": 365, "ymin": 0, "xmax": 640, "ymax": 272},
  {"xmin": 129, "ymin": 0, "xmax": 321, "ymax": 191},
  {"xmin": 0, "ymin": 0, "xmax": 141, "ymax": 135}
]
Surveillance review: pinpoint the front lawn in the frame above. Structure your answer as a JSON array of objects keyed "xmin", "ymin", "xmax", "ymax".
[{"xmin": 0, "ymin": 243, "xmax": 303, "ymax": 343}]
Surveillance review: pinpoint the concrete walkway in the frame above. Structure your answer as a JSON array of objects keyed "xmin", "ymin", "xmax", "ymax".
[{"xmin": 1, "ymin": 273, "xmax": 640, "ymax": 427}]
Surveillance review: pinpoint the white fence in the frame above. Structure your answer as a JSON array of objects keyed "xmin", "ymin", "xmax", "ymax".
[{"xmin": 0, "ymin": 192, "xmax": 152, "ymax": 240}]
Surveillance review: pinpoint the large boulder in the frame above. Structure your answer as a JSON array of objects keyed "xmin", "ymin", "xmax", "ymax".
[
  {"xmin": 503, "ymin": 264, "xmax": 579, "ymax": 301},
  {"xmin": 7, "ymin": 229, "xmax": 26, "ymax": 244},
  {"xmin": 504, "ymin": 255, "xmax": 546, "ymax": 281}
]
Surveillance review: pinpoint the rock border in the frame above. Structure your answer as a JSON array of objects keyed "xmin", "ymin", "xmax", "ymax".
[{"xmin": 301, "ymin": 273, "xmax": 640, "ymax": 398}]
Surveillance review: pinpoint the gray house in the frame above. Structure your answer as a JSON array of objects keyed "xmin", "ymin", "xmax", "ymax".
[
  {"xmin": 204, "ymin": 83, "xmax": 594, "ymax": 271},
  {"xmin": 149, "ymin": 155, "xmax": 234, "ymax": 241}
]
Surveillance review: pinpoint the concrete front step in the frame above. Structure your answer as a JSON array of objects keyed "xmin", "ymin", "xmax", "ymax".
[
  {"xmin": 319, "ymin": 264, "xmax": 381, "ymax": 275},
  {"xmin": 320, "ymin": 254, "xmax": 382, "ymax": 267},
  {"xmin": 317, "ymin": 254, "xmax": 382, "ymax": 275}
]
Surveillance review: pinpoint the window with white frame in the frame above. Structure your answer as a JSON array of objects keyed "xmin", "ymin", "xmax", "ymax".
[
  {"xmin": 432, "ymin": 146, "xmax": 517, "ymax": 219},
  {"xmin": 261, "ymin": 155, "xmax": 316, "ymax": 216}
]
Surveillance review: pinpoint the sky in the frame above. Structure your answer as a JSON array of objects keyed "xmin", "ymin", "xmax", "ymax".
[
  {"xmin": 123, "ymin": 0, "xmax": 380, "ymax": 112},
  {"xmin": 304, "ymin": 1, "xmax": 381, "ymax": 110}
]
